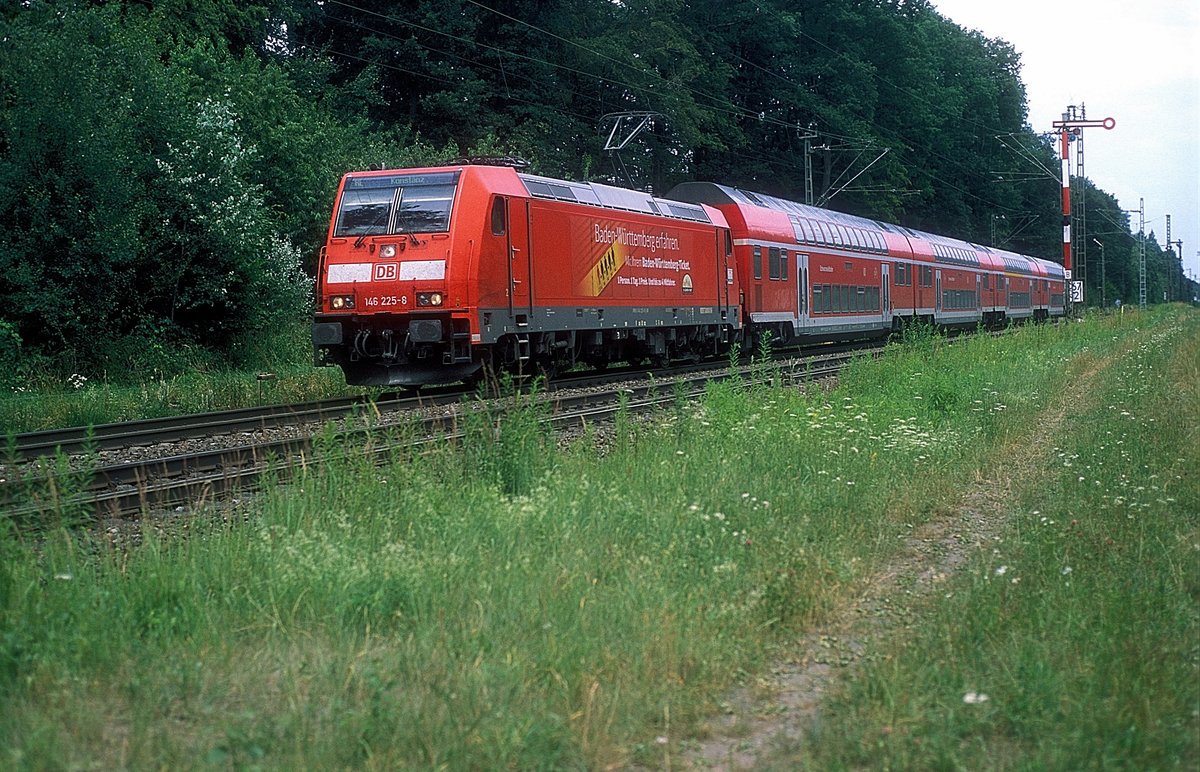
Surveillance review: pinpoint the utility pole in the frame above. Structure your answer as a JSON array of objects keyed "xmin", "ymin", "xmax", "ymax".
[
  {"xmin": 1075, "ymin": 106, "xmax": 1087, "ymax": 300},
  {"xmin": 1092, "ymin": 238, "xmax": 1106, "ymax": 309},
  {"xmin": 1165, "ymin": 214, "xmax": 1183, "ymax": 303},
  {"xmin": 799, "ymin": 123, "xmax": 818, "ymax": 206},
  {"xmin": 600, "ymin": 111, "xmax": 662, "ymax": 189},
  {"xmin": 1050, "ymin": 106, "xmax": 1115, "ymax": 311},
  {"xmin": 1166, "ymin": 214, "xmax": 1173, "ymax": 302},
  {"xmin": 1138, "ymin": 198, "xmax": 1146, "ymax": 309}
]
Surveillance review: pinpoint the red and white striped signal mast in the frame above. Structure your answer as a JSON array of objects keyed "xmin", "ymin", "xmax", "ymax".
[{"xmin": 1051, "ymin": 107, "xmax": 1115, "ymax": 303}]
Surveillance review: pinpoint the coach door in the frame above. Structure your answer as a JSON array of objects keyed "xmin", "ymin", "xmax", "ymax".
[
  {"xmin": 796, "ymin": 252, "xmax": 809, "ymax": 330},
  {"xmin": 881, "ymin": 263, "xmax": 891, "ymax": 326},
  {"xmin": 718, "ymin": 229, "xmax": 733, "ymax": 320},
  {"xmin": 935, "ymin": 269, "xmax": 943, "ymax": 316},
  {"xmin": 505, "ymin": 198, "xmax": 533, "ymax": 321}
]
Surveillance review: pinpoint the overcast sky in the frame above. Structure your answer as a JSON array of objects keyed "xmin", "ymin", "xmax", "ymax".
[{"xmin": 931, "ymin": 0, "xmax": 1200, "ymax": 282}]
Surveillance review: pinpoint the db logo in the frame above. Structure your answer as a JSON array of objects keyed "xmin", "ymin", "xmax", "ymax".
[{"xmin": 373, "ymin": 263, "xmax": 397, "ymax": 281}]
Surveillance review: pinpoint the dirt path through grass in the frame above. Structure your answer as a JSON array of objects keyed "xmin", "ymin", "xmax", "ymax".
[{"xmin": 685, "ymin": 349, "xmax": 1121, "ymax": 770}]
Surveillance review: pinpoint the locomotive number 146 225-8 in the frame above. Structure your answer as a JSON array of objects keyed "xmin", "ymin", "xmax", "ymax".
[{"xmin": 363, "ymin": 295, "xmax": 406, "ymax": 307}]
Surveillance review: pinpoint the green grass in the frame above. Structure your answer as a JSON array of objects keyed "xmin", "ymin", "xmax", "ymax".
[
  {"xmin": 0, "ymin": 363, "xmax": 360, "ymax": 435},
  {"xmin": 0, "ymin": 307, "xmax": 1195, "ymax": 769},
  {"xmin": 804, "ymin": 308, "xmax": 1200, "ymax": 770},
  {"xmin": 0, "ymin": 321, "xmax": 364, "ymax": 434}
]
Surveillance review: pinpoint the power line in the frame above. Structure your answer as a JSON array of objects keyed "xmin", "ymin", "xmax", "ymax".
[
  {"xmin": 314, "ymin": 1, "xmax": 834, "ymax": 182},
  {"xmin": 318, "ymin": 0, "xmax": 1043, "ymax": 219}
]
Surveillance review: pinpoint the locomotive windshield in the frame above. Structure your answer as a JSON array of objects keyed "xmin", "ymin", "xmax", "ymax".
[{"xmin": 333, "ymin": 171, "xmax": 460, "ymax": 237}]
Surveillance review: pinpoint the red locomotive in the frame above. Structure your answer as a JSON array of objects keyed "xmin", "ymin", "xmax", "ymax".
[{"xmin": 312, "ymin": 164, "xmax": 1064, "ymax": 386}]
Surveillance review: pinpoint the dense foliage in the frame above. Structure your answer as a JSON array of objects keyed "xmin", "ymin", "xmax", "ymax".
[{"xmin": 0, "ymin": 0, "xmax": 1190, "ymax": 385}]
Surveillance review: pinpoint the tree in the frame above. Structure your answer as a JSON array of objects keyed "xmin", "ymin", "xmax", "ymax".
[{"xmin": 0, "ymin": 4, "xmax": 314, "ymax": 377}]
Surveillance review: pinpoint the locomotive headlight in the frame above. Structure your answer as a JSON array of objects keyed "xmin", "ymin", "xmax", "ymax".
[
  {"xmin": 416, "ymin": 292, "xmax": 443, "ymax": 307},
  {"xmin": 330, "ymin": 295, "xmax": 355, "ymax": 310},
  {"xmin": 379, "ymin": 244, "xmax": 398, "ymax": 258}
]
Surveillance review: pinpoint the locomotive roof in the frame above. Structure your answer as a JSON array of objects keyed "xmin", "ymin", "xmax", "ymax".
[{"xmin": 518, "ymin": 173, "xmax": 713, "ymax": 224}]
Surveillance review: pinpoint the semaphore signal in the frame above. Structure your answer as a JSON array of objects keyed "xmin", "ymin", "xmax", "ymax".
[{"xmin": 1051, "ymin": 105, "xmax": 1115, "ymax": 308}]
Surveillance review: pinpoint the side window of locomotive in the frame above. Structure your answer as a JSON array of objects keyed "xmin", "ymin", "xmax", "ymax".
[{"xmin": 490, "ymin": 197, "xmax": 507, "ymax": 236}]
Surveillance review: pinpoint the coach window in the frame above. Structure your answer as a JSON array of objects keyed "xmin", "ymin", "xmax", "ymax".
[
  {"xmin": 753, "ymin": 245, "xmax": 763, "ymax": 280},
  {"xmin": 801, "ymin": 219, "xmax": 817, "ymax": 243},
  {"xmin": 769, "ymin": 247, "xmax": 781, "ymax": 279},
  {"xmin": 781, "ymin": 249, "xmax": 789, "ymax": 280},
  {"xmin": 490, "ymin": 197, "xmax": 506, "ymax": 236}
]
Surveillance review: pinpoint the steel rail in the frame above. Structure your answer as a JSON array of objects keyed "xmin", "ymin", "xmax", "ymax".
[
  {"xmin": 7, "ymin": 338, "xmax": 886, "ymax": 462},
  {"xmin": 3, "ymin": 355, "xmax": 856, "ymax": 522}
]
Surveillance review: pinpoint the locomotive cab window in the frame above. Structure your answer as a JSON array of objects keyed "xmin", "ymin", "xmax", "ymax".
[
  {"xmin": 334, "ymin": 171, "xmax": 460, "ymax": 237},
  {"xmin": 490, "ymin": 197, "xmax": 506, "ymax": 236},
  {"xmin": 724, "ymin": 230, "xmax": 733, "ymax": 257}
]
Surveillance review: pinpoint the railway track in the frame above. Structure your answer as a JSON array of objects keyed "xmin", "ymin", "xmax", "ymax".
[
  {"xmin": 2, "ymin": 345, "xmax": 870, "ymax": 523},
  {"xmin": 4, "ymin": 363, "xmax": 715, "ymax": 463}
]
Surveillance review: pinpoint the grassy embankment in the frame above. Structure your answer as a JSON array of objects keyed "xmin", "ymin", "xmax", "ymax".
[
  {"xmin": 805, "ymin": 307, "xmax": 1199, "ymax": 769},
  {"xmin": 1, "ymin": 307, "xmax": 1195, "ymax": 768}
]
